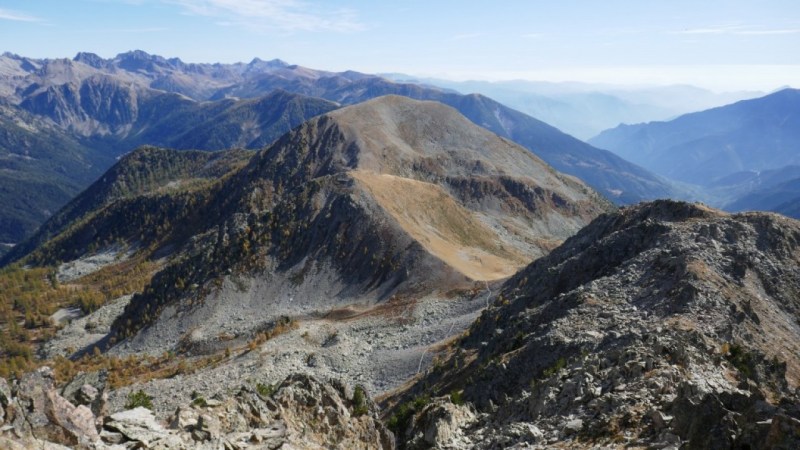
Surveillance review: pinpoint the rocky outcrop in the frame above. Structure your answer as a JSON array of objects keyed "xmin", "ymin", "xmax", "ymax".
[
  {"xmin": 0, "ymin": 369, "xmax": 393, "ymax": 449},
  {"xmin": 61, "ymin": 369, "xmax": 109, "ymax": 417},
  {"xmin": 0, "ymin": 367, "xmax": 99, "ymax": 448},
  {"xmin": 405, "ymin": 398, "xmax": 476, "ymax": 449},
  {"xmin": 394, "ymin": 200, "xmax": 800, "ymax": 448}
]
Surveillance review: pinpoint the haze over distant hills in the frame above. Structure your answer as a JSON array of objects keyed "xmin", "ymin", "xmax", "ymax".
[
  {"xmin": 0, "ymin": 50, "xmax": 679, "ymax": 247},
  {"xmin": 383, "ymin": 74, "xmax": 762, "ymax": 140},
  {"xmin": 590, "ymin": 88, "xmax": 800, "ymax": 216}
]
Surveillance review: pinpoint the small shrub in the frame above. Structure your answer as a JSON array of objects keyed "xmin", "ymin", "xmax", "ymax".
[
  {"xmin": 256, "ymin": 382, "xmax": 275, "ymax": 397},
  {"xmin": 542, "ymin": 357, "xmax": 567, "ymax": 378},
  {"xmin": 125, "ymin": 390, "xmax": 153, "ymax": 410},
  {"xmin": 512, "ymin": 331, "xmax": 525, "ymax": 349},
  {"xmin": 432, "ymin": 356, "xmax": 444, "ymax": 372},
  {"xmin": 725, "ymin": 343, "xmax": 754, "ymax": 379},
  {"xmin": 353, "ymin": 386, "xmax": 369, "ymax": 416},
  {"xmin": 387, "ymin": 394, "xmax": 430, "ymax": 434},
  {"xmin": 191, "ymin": 396, "xmax": 208, "ymax": 407},
  {"xmin": 449, "ymin": 389, "xmax": 465, "ymax": 405}
]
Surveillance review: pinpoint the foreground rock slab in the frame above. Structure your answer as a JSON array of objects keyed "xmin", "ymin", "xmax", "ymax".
[{"xmin": 0, "ymin": 370, "xmax": 394, "ymax": 449}]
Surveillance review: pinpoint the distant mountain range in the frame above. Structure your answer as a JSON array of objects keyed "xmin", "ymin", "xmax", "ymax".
[
  {"xmin": 0, "ymin": 50, "xmax": 679, "ymax": 247},
  {"xmin": 383, "ymin": 75, "xmax": 762, "ymax": 140},
  {"xmin": 725, "ymin": 174, "xmax": 800, "ymax": 215},
  {"xmin": 590, "ymin": 88, "xmax": 800, "ymax": 185},
  {"xmin": 590, "ymin": 88, "xmax": 800, "ymax": 217}
]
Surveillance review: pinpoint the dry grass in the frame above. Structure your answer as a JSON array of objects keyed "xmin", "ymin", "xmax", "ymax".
[
  {"xmin": 51, "ymin": 350, "xmax": 227, "ymax": 389},
  {"xmin": 352, "ymin": 171, "xmax": 527, "ymax": 281},
  {"xmin": 246, "ymin": 317, "xmax": 299, "ymax": 351}
]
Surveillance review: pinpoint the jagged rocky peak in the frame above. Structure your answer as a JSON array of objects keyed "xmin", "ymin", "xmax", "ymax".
[
  {"xmin": 113, "ymin": 49, "xmax": 169, "ymax": 72},
  {"xmin": 73, "ymin": 52, "xmax": 108, "ymax": 69},
  {"xmin": 247, "ymin": 57, "xmax": 289, "ymax": 70},
  {"xmin": 393, "ymin": 200, "xmax": 800, "ymax": 449}
]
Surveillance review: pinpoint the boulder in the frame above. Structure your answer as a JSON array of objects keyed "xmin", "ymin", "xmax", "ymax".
[
  {"xmin": 13, "ymin": 367, "xmax": 99, "ymax": 447},
  {"xmin": 564, "ymin": 418, "xmax": 583, "ymax": 435},
  {"xmin": 169, "ymin": 405, "xmax": 199, "ymax": 431},
  {"xmin": 76, "ymin": 384, "xmax": 99, "ymax": 406},
  {"xmin": 412, "ymin": 399, "xmax": 476, "ymax": 448},
  {"xmin": 104, "ymin": 406, "xmax": 169, "ymax": 447},
  {"xmin": 61, "ymin": 370, "xmax": 108, "ymax": 416}
]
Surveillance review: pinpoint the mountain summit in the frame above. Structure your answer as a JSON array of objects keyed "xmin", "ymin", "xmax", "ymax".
[{"xmin": 11, "ymin": 96, "xmax": 611, "ymax": 359}]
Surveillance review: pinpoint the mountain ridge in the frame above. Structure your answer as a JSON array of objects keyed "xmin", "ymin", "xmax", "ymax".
[
  {"xmin": 6, "ymin": 96, "xmax": 611, "ymax": 362},
  {"xmin": 0, "ymin": 50, "xmax": 679, "ymax": 247},
  {"xmin": 390, "ymin": 200, "xmax": 800, "ymax": 448},
  {"xmin": 0, "ymin": 77, "xmax": 339, "ymax": 242},
  {"xmin": 590, "ymin": 88, "xmax": 800, "ymax": 187}
]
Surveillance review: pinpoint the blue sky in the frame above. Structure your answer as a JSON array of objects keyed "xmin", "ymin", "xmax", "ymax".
[{"xmin": 1, "ymin": 0, "xmax": 798, "ymax": 91}]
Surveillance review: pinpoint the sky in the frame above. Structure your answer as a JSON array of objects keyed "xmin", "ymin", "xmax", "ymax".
[{"xmin": 1, "ymin": 0, "xmax": 798, "ymax": 91}]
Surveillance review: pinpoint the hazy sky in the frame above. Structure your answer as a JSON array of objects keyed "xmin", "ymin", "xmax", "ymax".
[{"xmin": 1, "ymin": 0, "xmax": 798, "ymax": 91}]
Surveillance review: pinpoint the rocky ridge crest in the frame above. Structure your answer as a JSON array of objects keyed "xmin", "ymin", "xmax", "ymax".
[{"xmin": 392, "ymin": 200, "xmax": 800, "ymax": 449}]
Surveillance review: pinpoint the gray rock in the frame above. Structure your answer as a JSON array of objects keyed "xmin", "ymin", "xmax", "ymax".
[
  {"xmin": 61, "ymin": 370, "xmax": 108, "ymax": 416},
  {"xmin": 0, "ymin": 372, "xmax": 394, "ymax": 448},
  {"xmin": 0, "ymin": 377, "xmax": 11, "ymax": 407},
  {"xmin": 76, "ymin": 384, "xmax": 99, "ymax": 406},
  {"xmin": 169, "ymin": 406, "xmax": 199, "ymax": 431},
  {"xmin": 408, "ymin": 398, "xmax": 476, "ymax": 448},
  {"xmin": 649, "ymin": 409, "xmax": 673, "ymax": 430},
  {"xmin": 6, "ymin": 367, "xmax": 100, "ymax": 447},
  {"xmin": 192, "ymin": 413, "xmax": 220, "ymax": 442},
  {"xmin": 105, "ymin": 407, "xmax": 169, "ymax": 447},
  {"xmin": 99, "ymin": 428, "xmax": 126, "ymax": 444},
  {"xmin": 564, "ymin": 418, "xmax": 583, "ymax": 435}
]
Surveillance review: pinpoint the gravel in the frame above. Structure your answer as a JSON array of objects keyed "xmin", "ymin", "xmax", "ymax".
[{"xmin": 104, "ymin": 286, "xmax": 491, "ymax": 419}]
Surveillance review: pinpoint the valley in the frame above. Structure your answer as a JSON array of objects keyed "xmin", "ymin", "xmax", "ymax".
[
  {"xmin": 0, "ymin": 43, "xmax": 798, "ymax": 449},
  {"xmin": 590, "ymin": 88, "xmax": 800, "ymax": 217}
]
